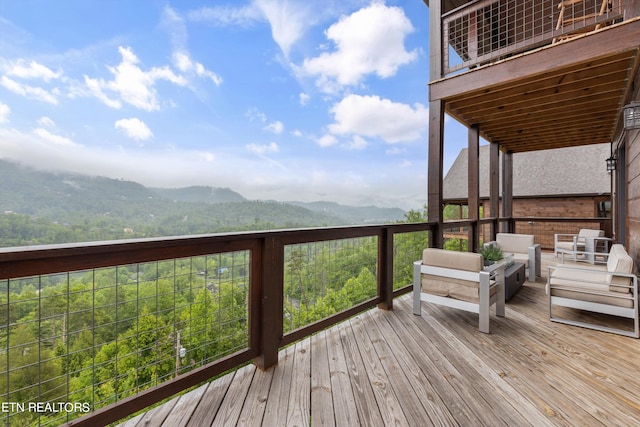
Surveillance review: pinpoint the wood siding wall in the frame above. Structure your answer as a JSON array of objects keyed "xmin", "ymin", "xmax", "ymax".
[
  {"xmin": 627, "ymin": 66, "xmax": 640, "ymax": 265},
  {"xmin": 479, "ymin": 196, "xmax": 610, "ymax": 250},
  {"xmin": 481, "ymin": 196, "xmax": 607, "ymax": 219}
]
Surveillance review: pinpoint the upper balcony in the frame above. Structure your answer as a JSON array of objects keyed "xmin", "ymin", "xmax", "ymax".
[
  {"xmin": 426, "ymin": 0, "xmax": 640, "ymax": 155},
  {"xmin": 439, "ymin": 0, "xmax": 627, "ymax": 76}
]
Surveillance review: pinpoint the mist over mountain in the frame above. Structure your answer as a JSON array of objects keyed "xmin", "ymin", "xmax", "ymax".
[
  {"xmin": 150, "ymin": 186, "xmax": 246, "ymax": 204},
  {"xmin": 285, "ymin": 200, "xmax": 406, "ymax": 224},
  {"xmin": 0, "ymin": 160, "xmax": 406, "ymax": 246}
]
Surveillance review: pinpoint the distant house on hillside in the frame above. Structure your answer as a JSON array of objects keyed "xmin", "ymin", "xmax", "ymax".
[{"xmin": 443, "ymin": 143, "xmax": 611, "ymax": 249}]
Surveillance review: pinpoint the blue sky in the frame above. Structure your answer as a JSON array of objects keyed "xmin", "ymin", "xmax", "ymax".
[{"xmin": 0, "ymin": 0, "xmax": 469, "ymax": 210}]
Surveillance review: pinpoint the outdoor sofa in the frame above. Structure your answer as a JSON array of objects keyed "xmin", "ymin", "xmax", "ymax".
[{"xmin": 546, "ymin": 244, "xmax": 638, "ymax": 338}]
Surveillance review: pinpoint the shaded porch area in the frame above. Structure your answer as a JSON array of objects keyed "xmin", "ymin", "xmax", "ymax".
[{"xmin": 119, "ymin": 254, "xmax": 640, "ymax": 426}]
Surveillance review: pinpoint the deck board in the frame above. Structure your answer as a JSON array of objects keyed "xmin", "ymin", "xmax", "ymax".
[
  {"xmin": 285, "ymin": 339, "xmax": 311, "ymax": 426},
  {"xmin": 237, "ymin": 361, "xmax": 273, "ymax": 427},
  {"xmin": 160, "ymin": 383, "xmax": 208, "ymax": 427},
  {"xmin": 117, "ymin": 254, "xmax": 640, "ymax": 426},
  {"xmin": 325, "ymin": 323, "xmax": 360, "ymax": 426},
  {"xmin": 310, "ymin": 330, "xmax": 335, "ymax": 427},
  {"xmin": 261, "ymin": 345, "xmax": 294, "ymax": 427},
  {"xmin": 348, "ymin": 314, "xmax": 409, "ymax": 426},
  {"xmin": 211, "ymin": 364, "xmax": 255, "ymax": 426},
  {"xmin": 184, "ymin": 371, "xmax": 233, "ymax": 427}
]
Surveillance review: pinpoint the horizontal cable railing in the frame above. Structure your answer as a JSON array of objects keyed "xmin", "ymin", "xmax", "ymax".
[
  {"xmin": 442, "ymin": 0, "xmax": 625, "ymax": 75},
  {"xmin": 0, "ymin": 223, "xmax": 433, "ymax": 426}
]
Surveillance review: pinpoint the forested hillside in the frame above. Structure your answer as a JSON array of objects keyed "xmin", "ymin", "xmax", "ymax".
[{"xmin": 0, "ymin": 160, "xmax": 407, "ymax": 246}]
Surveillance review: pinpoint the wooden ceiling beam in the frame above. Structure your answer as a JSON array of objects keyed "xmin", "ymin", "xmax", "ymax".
[
  {"xmin": 470, "ymin": 97, "xmax": 621, "ymax": 129},
  {"xmin": 447, "ymin": 54, "xmax": 633, "ymax": 107},
  {"xmin": 449, "ymin": 69, "xmax": 630, "ymax": 114},
  {"xmin": 484, "ymin": 102, "xmax": 619, "ymax": 122},
  {"xmin": 452, "ymin": 85, "xmax": 624, "ymax": 124}
]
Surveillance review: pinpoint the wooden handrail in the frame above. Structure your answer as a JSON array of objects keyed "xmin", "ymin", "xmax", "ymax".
[{"xmin": 0, "ymin": 222, "xmax": 435, "ymax": 427}]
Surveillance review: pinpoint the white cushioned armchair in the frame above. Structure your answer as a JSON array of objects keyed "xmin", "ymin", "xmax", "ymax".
[
  {"xmin": 413, "ymin": 248, "xmax": 505, "ymax": 333},
  {"xmin": 554, "ymin": 228, "xmax": 605, "ymax": 261},
  {"xmin": 485, "ymin": 233, "xmax": 541, "ymax": 282}
]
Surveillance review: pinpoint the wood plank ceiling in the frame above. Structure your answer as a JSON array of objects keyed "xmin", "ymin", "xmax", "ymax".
[{"xmin": 436, "ymin": 20, "xmax": 640, "ymax": 153}]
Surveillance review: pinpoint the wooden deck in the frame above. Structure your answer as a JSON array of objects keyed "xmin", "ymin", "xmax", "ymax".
[{"xmin": 117, "ymin": 254, "xmax": 640, "ymax": 426}]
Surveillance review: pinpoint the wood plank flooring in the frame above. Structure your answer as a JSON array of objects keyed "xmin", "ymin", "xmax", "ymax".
[{"xmin": 117, "ymin": 255, "xmax": 640, "ymax": 426}]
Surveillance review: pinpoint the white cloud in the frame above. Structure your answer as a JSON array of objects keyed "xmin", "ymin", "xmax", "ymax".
[
  {"xmin": 246, "ymin": 141, "xmax": 279, "ymax": 154},
  {"xmin": 246, "ymin": 107, "xmax": 267, "ymax": 123},
  {"xmin": 291, "ymin": 129, "xmax": 303, "ymax": 137},
  {"xmin": 253, "ymin": 0, "xmax": 313, "ymax": 57},
  {"xmin": 187, "ymin": 1, "xmax": 316, "ymax": 58},
  {"xmin": 162, "ymin": 6, "xmax": 189, "ymax": 51},
  {"xmin": 264, "ymin": 120, "xmax": 284, "ymax": 134},
  {"xmin": 317, "ymin": 134, "xmax": 337, "ymax": 147},
  {"xmin": 345, "ymin": 135, "xmax": 367, "ymax": 150},
  {"xmin": 386, "ymin": 147, "xmax": 406, "ymax": 155},
  {"xmin": 187, "ymin": 4, "xmax": 262, "ymax": 27},
  {"xmin": 85, "ymin": 46, "xmax": 187, "ymax": 111},
  {"xmin": 163, "ymin": 7, "xmax": 223, "ymax": 87},
  {"xmin": 115, "ymin": 118, "xmax": 153, "ymax": 142},
  {"xmin": 37, "ymin": 116, "xmax": 55, "ymax": 127},
  {"xmin": 200, "ymin": 151, "xmax": 215, "ymax": 162},
  {"xmin": 328, "ymin": 94, "xmax": 428, "ymax": 143},
  {"xmin": 0, "ymin": 102, "xmax": 9, "ymax": 123},
  {"xmin": 33, "ymin": 128, "xmax": 76, "ymax": 147},
  {"xmin": 3, "ymin": 59, "xmax": 62, "ymax": 81},
  {"xmin": 302, "ymin": 2, "xmax": 417, "ymax": 92},
  {"xmin": 0, "ymin": 126, "xmax": 426, "ymax": 210},
  {"xmin": 84, "ymin": 76, "xmax": 122, "ymax": 108},
  {"xmin": 171, "ymin": 52, "xmax": 223, "ymax": 86},
  {"xmin": 299, "ymin": 92, "xmax": 310, "ymax": 106},
  {"xmin": 0, "ymin": 76, "xmax": 59, "ymax": 104}
]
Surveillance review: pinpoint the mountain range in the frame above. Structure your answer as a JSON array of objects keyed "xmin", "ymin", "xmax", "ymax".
[{"xmin": 0, "ymin": 159, "xmax": 406, "ymax": 244}]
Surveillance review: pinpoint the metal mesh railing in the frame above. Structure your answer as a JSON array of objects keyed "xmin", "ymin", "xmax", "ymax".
[
  {"xmin": 0, "ymin": 252, "xmax": 250, "ymax": 426},
  {"xmin": 283, "ymin": 237, "xmax": 378, "ymax": 332},
  {"xmin": 443, "ymin": 0, "xmax": 624, "ymax": 74},
  {"xmin": 514, "ymin": 219, "xmax": 607, "ymax": 250},
  {"xmin": 393, "ymin": 230, "xmax": 430, "ymax": 290},
  {"xmin": 443, "ymin": 224, "xmax": 470, "ymax": 252}
]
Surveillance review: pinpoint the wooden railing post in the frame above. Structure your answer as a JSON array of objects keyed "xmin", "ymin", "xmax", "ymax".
[
  {"xmin": 378, "ymin": 227, "xmax": 394, "ymax": 310},
  {"xmin": 255, "ymin": 236, "xmax": 283, "ymax": 370}
]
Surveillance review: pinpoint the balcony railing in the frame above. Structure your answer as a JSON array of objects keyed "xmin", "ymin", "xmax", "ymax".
[
  {"xmin": 0, "ymin": 216, "xmax": 612, "ymax": 425},
  {"xmin": 442, "ymin": 0, "xmax": 625, "ymax": 75},
  {"xmin": 0, "ymin": 223, "xmax": 432, "ymax": 426},
  {"xmin": 441, "ymin": 216, "xmax": 611, "ymax": 251}
]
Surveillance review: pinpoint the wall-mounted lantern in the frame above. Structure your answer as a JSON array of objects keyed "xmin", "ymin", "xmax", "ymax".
[
  {"xmin": 623, "ymin": 102, "xmax": 640, "ymax": 131},
  {"xmin": 606, "ymin": 155, "xmax": 617, "ymax": 172}
]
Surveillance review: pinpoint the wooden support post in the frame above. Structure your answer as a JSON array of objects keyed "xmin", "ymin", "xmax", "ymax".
[
  {"xmin": 428, "ymin": 99, "xmax": 445, "ymax": 249},
  {"xmin": 378, "ymin": 227, "xmax": 394, "ymax": 310},
  {"xmin": 468, "ymin": 125, "xmax": 480, "ymax": 252},
  {"xmin": 489, "ymin": 142, "xmax": 500, "ymax": 240},
  {"xmin": 429, "ymin": 0, "xmax": 443, "ymax": 80},
  {"xmin": 255, "ymin": 236, "xmax": 283, "ymax": 370},
  {"xmin": 502, "ymin": 150, "xmax": 514, "ymax": 233}
]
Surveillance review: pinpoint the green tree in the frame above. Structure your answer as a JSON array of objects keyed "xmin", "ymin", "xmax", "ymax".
[{"xmin": 0, "ymin": 324, "xmax": 65, "ymax": 425}]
